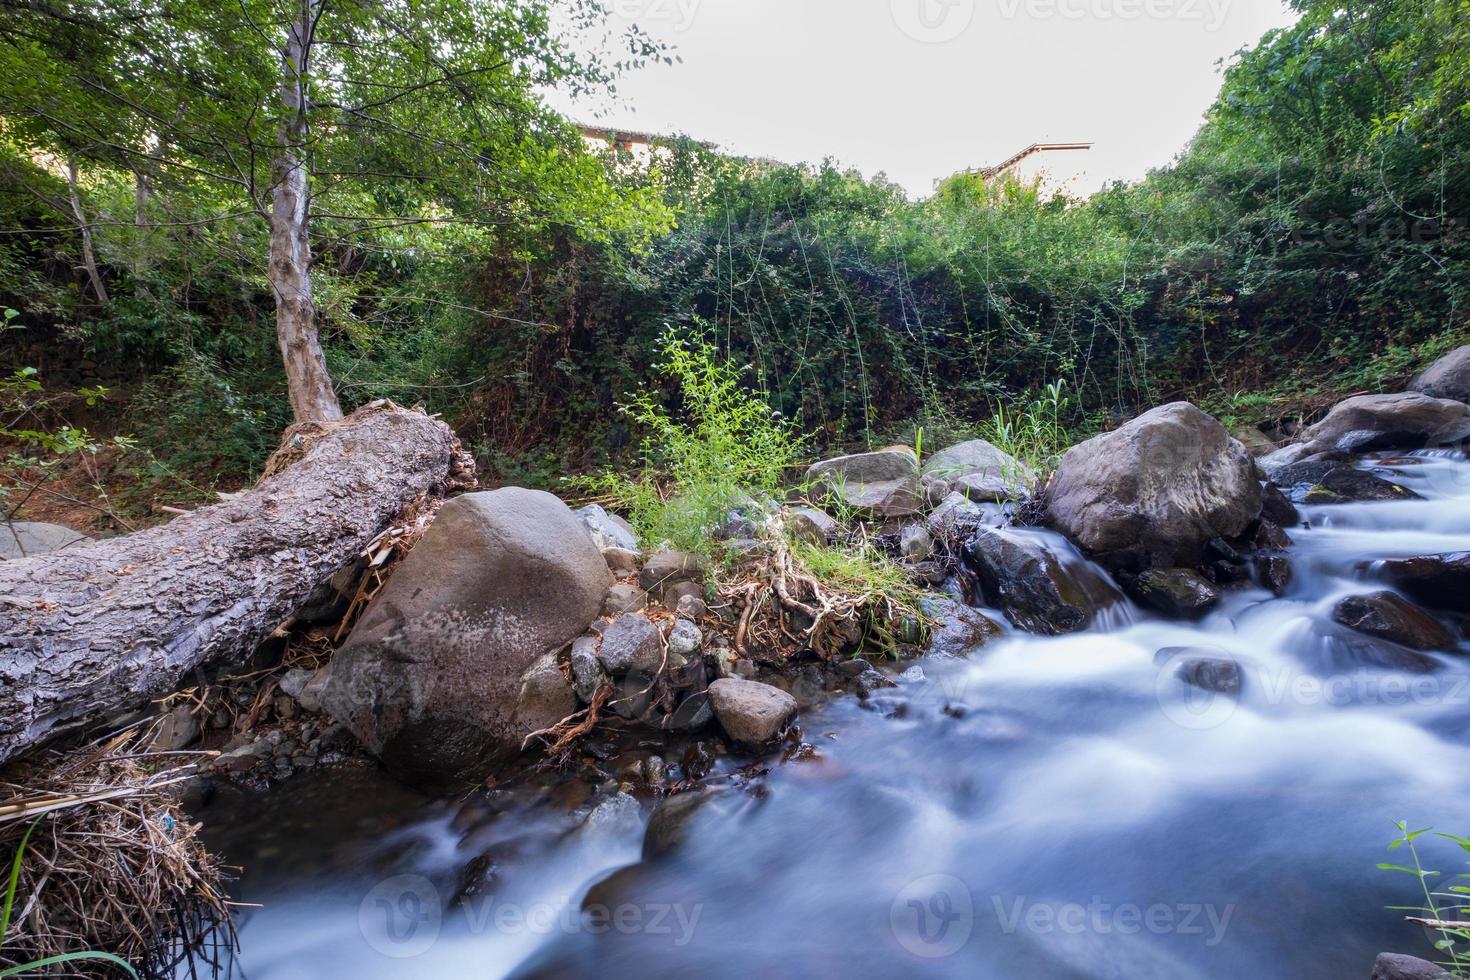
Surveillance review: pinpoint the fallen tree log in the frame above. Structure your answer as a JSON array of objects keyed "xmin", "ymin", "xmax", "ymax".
[{"xmin": 0, "ymin": 401, "xmax": 474, "ymax": 764}]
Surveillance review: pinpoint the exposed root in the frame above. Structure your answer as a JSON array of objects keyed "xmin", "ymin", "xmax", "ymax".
[
  {"xmin": 0, "ymin": 727, "xmax": 236, "ymax": 978},
  {"xmin": 522, "ymin": 686, "xmax": 613, "ymax": 758},
  {"xmin": 717, "ymin": 532, "xmax": 922, "ymax": 662}
]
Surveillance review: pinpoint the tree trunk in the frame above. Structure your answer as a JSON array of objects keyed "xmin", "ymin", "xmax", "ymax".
[
  {"xmin": 269, "ymin": 0, "xmax": 341, "ymax": 423},
  {"xmin": 65, "ymin": 156, "xmax": 108, "ymax": 305},
  {"xmin": 0, "ymin": 403, "xmax": 474, "ymax": 765}
]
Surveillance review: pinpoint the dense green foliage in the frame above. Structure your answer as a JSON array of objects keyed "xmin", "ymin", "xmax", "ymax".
[{"xmin": 2, "ymin": 0, "xmax": 1468, "ymax": 511}]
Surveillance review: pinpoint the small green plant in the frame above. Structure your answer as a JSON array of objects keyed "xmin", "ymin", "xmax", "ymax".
[
  {"xmin": 1379, "ymin": 821, "xmax": 1470, "ymax": 976},
  {"xmin": 975, "ymin": 379, "xmax": 1074, "ymax": 484},
  {"xmin": 788, "ymin": 535, "xmax": 924, "ymax": 658},
  {"xmin": 582, "ymin": 328, "xmax": 805, "ymax": 555},
  {"xmin": 1, "ymin": 817, "xmax": 140, "ymax": 978}
]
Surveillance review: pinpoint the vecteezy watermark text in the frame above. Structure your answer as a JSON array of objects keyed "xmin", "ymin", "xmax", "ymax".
[
  {"xmin": 358, "ymin": 875, "xmax": 703, "ymax": 958},
  {"xmin": 996, "ymin": 0, "xmax": 1231, "ymax": 30},
  {"xmin": 609, "ymin": 0, "xmax": 701, "ymax": 32},
  {"xmin": 994, "ymin": 896, "xmax": 1235, "ymax": 947}
]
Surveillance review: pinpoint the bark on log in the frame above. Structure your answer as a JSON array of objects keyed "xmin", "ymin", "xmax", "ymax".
[{"xmin": 0, "ymin": 402, "xmax": 473, "ymax": 764}]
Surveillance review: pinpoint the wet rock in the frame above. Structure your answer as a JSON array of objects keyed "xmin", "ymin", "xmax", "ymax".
[
  {"xmin": 1412, "ymin": 345, "xmax": 1470, "ymax": 405},
  {"xmin": 787, "ymin": 506, "xmax": 839, "ymax": 546},
  {"xmin": 921, "ymin": 596, "xmax": 1003, "ymax": 656},
  {"xmin": 576, "ymin": 503, "xmax": 639, "ymax": 552},
  {"xmin": 1131, "ymin": 568, "xmax": 1220, "ymax": 619},
  {"xmin": 1155, "ymin": 647, "xmax": 1242, "ymax": 696},
  {"xmin": 569, "ymin": 637, "xmax": 605, "ymax": 703},
  {"xmin": 1257, "ymin": 555, "xmax": 1293, "ymax": 596},
  {"xmin": 321, "ymin": 488, "xmax": 609, "ymax": 786},
  {"xmin": 580, "ymin": 792, "xmax": 643, "ymax": 842},
  {"xmin": 1304, "ymin": 468, "xmax": 1421, "ymax": 504},
  {"xmin": 1251, "ymin": 520, "xmax": 1294, "ymax": 552},
  {"xmin": 706, "ymin": 677, "xmax": 798, "ymax": 745},
  {"xmin": 663, "ymin": 691, "xmax": 713, "ymax": 732},
  {"xmin": 667, "ymin": 618, "xmax": 702, "ymax": 657},
  {"xmin": 597, "ymin": 614, "xmax": 663, "ymax": 676},
  {"xmin": 1295, "ymin": 391, "xmax": 1470, "ymax": 455},
  {"xmin": 1260, "ymin": 483, "xmax": 1301, "ymax": 527},
  {"xmin": 0, "ymin": 520, "xmax": 91, "ymax": 560},
  {"xmin": 806, "ymin": 445, "xmax": 921, "ymax": 517},
  {"xmin": 1372, "ymin": 552, "xmax": 1470, "ymax": 613},
  {"xmin": 963, "ymin": 526, "xmax": 1123, "ymax": 635},
  {"xmin": 1266, "ymin": 451, "xmax": 1353, "ymax": 489},
  {"xmin": 1371, "ymin": 951, "xmax": 1456, "ymax": 979},
  {"xmin": 1333, "ymin": 592, "xmax": 1455, "ymax": 651},
  {"xmin": 1045, "ymin": 402, "xmax": 1262, "ymax": 571},
  {"xmin": 515, "ymin": 652, "xmax": 578, "ymax": 733},
  {"xmin": 639, "ymin": 551, "xmax": 708, "ymax": 602},
  {"xmin": 452, "ymin": 851, "xmax": 499, "ymax": 904},
  {"xmin": 643, "ymin": 789, "xmax": 732, "ymax": 860},
  {"xmin": 602, "ymin": 582, "xmax": 648, "ymax": 616}
]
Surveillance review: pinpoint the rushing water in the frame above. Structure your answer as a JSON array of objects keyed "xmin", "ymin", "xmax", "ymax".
[{"xmin": 197, "ymin": 451, "xmax": 1470, "ymax": 979}]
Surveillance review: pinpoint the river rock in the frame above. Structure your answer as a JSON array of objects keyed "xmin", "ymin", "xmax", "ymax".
[
  {"xmin": 667, "ymin": 618, "xmax": 702, "ymax": 657},
  {"xmin": 921, "ymin": 439, "xmax": 1031, "ymax": 501},
  {"xmin": 963, "ymin": 526, "xmax": 1124, "ymax": 635},
  {"xmin": 1231, "ymin": 426, "xmax": 1278, "ymax": 456},
  {"xmin": 576, "ymin": 504, "xmax": 639, "ymax": 552},
  {"xmin": 807, "ymin": 445, "xmax": 921, "ymax": 517},
  {"xmin": 602, "ymin": 582, "xmax": 648, "ymax": 616},
  {"xmin": 922, "ymin": 596, "xmax": 1003, "ymax": 656},
  {"xmin": 0, "ymin": 521, "xmax": 91, "ymax": 560},
  {"xmin": 1303, "ymin": 468, "xmax": 1421, "ymax": 504},
  {"xmin": 1412, "ymin": 344, "xmax": 1470, "ymax": 404},
  {"xmin": 927, "ymin": 491, "xmax": 990, "ymax": 534},
  {"xmin": 602, "ymin": 547, "xmax": 640, "ymax": 576},
  {"xmin": 1334, "ymin": 592, "xmax": 1456, "ymax": 650},
  {"xmin": 639, "ymin": 550, "xmax": 707, "ymax": 602},
  {"xmin": 569, "ymin": 636, "xmax": 606, "ymax": 703},
  {"xmin": 1260, "ymin": 483, "xmax": 1301, "ymax": 526},
  {"xmin": 900, "ymin": 525, "xmax": 933, "ymax": 561},
  {"xmin": 1131, "ymin": 568, "xmax": 1220, "ymax": 619},
  {"xmin": 598, "ymin": 613, "xmax": 663, "ymax": 675},
  {"xmin": 787, "ymin": 506, "xmax": 839, "ymax": 545},
  {"xmin": 1266, "ymin": 451, "xmax": 1353, "ymax": 488},
  {"xmin": 1045, "ymin": 402, "xmax": 1262, "ymax": 571},
  {"xmin": 642, "ymin": 788, "xmax": 732, "ymax": 860},
  {"xmin": 707, "ymin": 677, "xmax": 797, "ymax": 745},
  {"xmin": 1371, "ymin": 952, "xmax": 1456, "ymax": 979},
  {"xmin": 1372, "ymin": 553, "xmax": 1470, "ymax": 613},
  {"xmin": 321, "ymin": 488, "xmax": 610, "ymax": 785},
  {"xmin": 1155, "ymin": 647, "xmax": 1242, "ymax": 696},
  {"xmin": 514, "ymin": 652, "xmax": 577, "ymax": 733},
  {"xmin": 1295, "ymin": 392, "xmax": 1470, "ymax": 455}
]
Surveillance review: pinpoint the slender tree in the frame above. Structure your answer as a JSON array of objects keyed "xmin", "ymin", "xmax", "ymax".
[{"xmin": 0, "ymin": 0, "xmax": 668, "ymax": 420}]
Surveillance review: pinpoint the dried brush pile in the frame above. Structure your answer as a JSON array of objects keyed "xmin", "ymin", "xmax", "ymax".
[{"xmin": 0, "ymin": 725, "xmax": 235, "ymax": 978}]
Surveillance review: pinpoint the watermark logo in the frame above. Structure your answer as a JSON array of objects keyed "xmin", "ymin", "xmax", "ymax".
[
  {"xmin": 1154, "ymin": 650, "xmax": 1241, "ymax": 731},
  {"xmin": 996, "ymin": 0, "xmax": 1232, "ymax": 30},
  {"xmin": 891, "ymin": 0, "xmax": 977, "ymax": 44},
  {"xmin": 359, "ymin": 874, "xmax": 442, "ymax": 958},
  {"xmin": 994, "ymin": 896, "xmax": 1235, "ymax": 946},
  {"xmin": 610, "ymin": 0, "xmax": 702, "ymax": 32},
  {"xmin": 890, "ymin": 873, "xmax": 975, "ymax": 958}
]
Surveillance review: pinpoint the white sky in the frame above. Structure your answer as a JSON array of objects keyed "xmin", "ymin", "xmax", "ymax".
[{"xmin": 556, "ymin": 0, "xmax": 1299, "ymax": 197}]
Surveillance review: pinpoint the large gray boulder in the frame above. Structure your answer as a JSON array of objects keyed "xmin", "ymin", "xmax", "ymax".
[
  {"xmin": 1295, "ymin": 392, "xmax": 1470, "ymax": 455},
  {"xmin": 921, "ymin": 439, "xmax": 1032, "ymax": 502},
  {"xmin": 707, "ymin": 677, "xmax": 798, "ymax": 745},
  {"xmin": 807, "ymin": 446, "xmax": 920, "ymax": 517},
  {"xmin": 1412, "ymin": 344, "xmax": 1470, "ymax": 404},
  {"xmin": 322, "ymin": 488, "xmax": 610, "ymax": 786},
  {"xmin": 0, "ymin": 521, "xmax": 90, "ymax": 560},
  {"xmin": 1045, "ymin": 402, "xmax": 1262, "ymax": 570}
]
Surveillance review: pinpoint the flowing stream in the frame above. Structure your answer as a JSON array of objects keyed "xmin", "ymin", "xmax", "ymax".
[{"xmin": 197, "ymin": 451, "xmax": 1470, "ymax": 979}]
